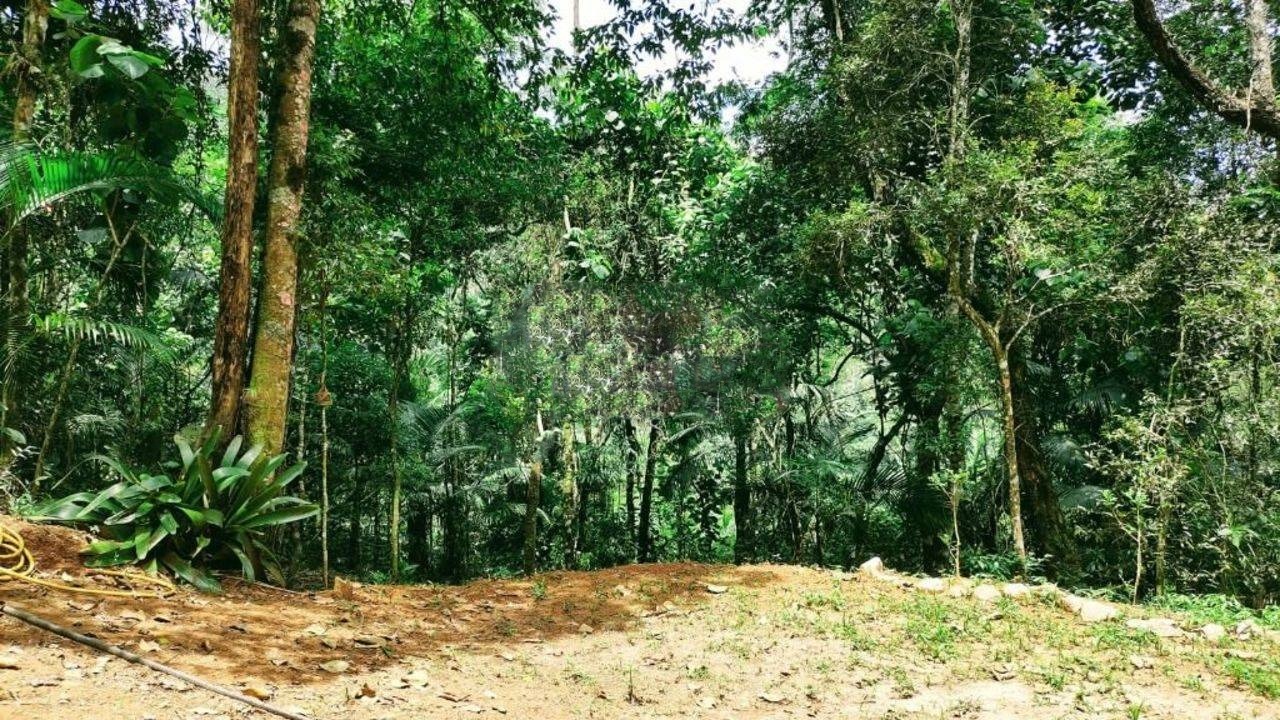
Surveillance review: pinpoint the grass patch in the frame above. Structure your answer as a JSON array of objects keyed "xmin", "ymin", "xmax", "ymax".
[
  {"xmin": 1146, "ymin": 593, "xmax": 1280, "ymax": 632},
  {"xmin": 1222, "ymin": 657, "xmax": 1280, "ymax": 699}
]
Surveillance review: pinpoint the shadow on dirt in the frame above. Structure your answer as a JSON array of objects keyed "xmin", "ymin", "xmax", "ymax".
[{"xmin": 1, "ymin": 559, "xmax": 780, "ymax": 686}]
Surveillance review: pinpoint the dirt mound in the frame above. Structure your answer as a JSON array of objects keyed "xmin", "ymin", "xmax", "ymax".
[{"xmin": 0, "ymin": 514, "xmax": 94, "ymax": 575}]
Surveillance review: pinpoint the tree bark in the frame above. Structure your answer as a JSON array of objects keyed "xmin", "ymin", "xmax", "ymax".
[
  {"xmin": 521, "ymin": 461, "xmax": 542, "ymax": 576},
  {"xmin": 1245, "ymin": 0, "xmax": 1275, "ymax": 110},
  {"xmin": 1131, "ymin": 0, "xmax": 1280, "ymax": 139},
  {"xmin": 207, "ymin": 0, "xmax": 262, "ymax": 442},
  {"xmin": 623, "ymin": 416, "xmax": 639, "ymax": 556},
  {"xmin": 1010, "ymin": 352, "xmax": 1077, "ymax": 572},
  {"xmin": 636, "ymin": 421, "xmax": 660, "ymax": 563},
  {"xmin": 994, "ymin": 349, "xmax": 1028, "ymax": 567},
  {"xmin": 388, "ymin": 352, "xmax": 404, "ymax": 582},
  {"xmin": 561, "ymin": 421, "xmax": 579, "ymax": 568},
  {"xmin": 3, "ymin": 0, "xmax": 49, "ymax": 450},
  {"xmin": 244, "ymin": 0, "xmax": 320, "ymax": 456},
  {"xmin": 732, "ymin": 427, "xmax": 754, "ymax": 564}
]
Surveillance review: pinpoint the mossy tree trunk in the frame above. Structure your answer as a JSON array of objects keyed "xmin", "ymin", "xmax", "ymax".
[{"xmin": 245, "ymin": 0, "xmax": 320, "ymax": 456}]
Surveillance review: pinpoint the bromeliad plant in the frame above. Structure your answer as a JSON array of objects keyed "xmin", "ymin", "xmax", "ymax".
[{"xmin": 26, "ymin": 432, "xmax": 316, "ymax": 592}]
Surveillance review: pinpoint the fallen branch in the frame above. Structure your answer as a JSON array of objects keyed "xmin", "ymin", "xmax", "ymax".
[{"xmin": 0, "ymin": 601, "xmax": 311, "ymax": 720}]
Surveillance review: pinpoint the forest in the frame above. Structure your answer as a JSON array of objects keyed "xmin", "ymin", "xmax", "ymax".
[{"xmin": 1, "ymin": 0, "xmax": 1278, "ymax": 616}]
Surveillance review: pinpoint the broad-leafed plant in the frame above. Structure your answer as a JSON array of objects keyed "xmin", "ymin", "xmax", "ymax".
[{"xmin": 26, "ymin": 431, "xmax": 316, "ymax": 592}]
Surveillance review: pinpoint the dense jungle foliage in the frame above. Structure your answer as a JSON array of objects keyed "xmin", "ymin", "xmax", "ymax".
[{"xmin": 2, "ymin": 0, "xmax": 1278, "ymax": 607}]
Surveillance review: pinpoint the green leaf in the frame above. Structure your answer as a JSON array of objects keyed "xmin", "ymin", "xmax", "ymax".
[
  {"xmin": 228, "ymin": 543, "xmax": 256, "ymax": 582},
  {"xmin": 158, "ymin": 510, "xmax": 179, "ymax": 535},
  {"xmin": 160, "ymin": 552, "xmax": 221, "ymax": 594},
  {"xmin": 69, "ymin": 35, "xmax": 103, "ymax": 76},
  {"xmin": 50, "ymin": 0, "xmax": 88, "ymax": 23},
  {"xmin": 242, "ymin": 502, "xmax": 319, "ymax": 529},
  {"xmin": 107, "ymin": 53, "xmax": 150, "ymax": 80}
]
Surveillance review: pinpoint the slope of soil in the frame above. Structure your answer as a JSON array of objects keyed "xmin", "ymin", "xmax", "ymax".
[{"xmin": 0, "ymin": 521, "xmax": 1277, "ymax": 719}]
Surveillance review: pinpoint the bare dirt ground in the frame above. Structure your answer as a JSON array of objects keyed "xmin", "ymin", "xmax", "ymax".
[{"xmin": 1, "ymin": 517, "xmax": 1277, "ymax": 720}]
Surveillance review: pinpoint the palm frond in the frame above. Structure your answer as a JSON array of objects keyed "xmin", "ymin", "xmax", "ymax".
[
  {"xmin": 1, "ymin": 142, "xmax": 222, "ymax": 228},
  {"xmin": 37, "ymin": 314, "xmax": 173, "ymax": 359}
]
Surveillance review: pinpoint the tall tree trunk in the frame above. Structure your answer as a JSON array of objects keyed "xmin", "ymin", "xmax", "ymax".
[
  {"xmin": 909, "ymin": 401, "xmax": 949, "ymax": 572},
  {"xmin": 316, "ymin": 278, "xmax": 331, "ymax": 587},
  {"xmin": 1010, "ymin": 352, "xmax": 1077, "ymax": 572},
  {"xmin": 388, "ymin": 350, "xmax": 404, "ymax": 582},
  {"xmin": 994, "ymin": 348, "xmax": 1028, "ymax": 567},
  {"xmin": 636, "ymin": 421, "xmax": 660, "ymax": 563},
  {"xmin": 206, "ymin": 0, "xmax": 262, "ymax": 442},
  {"xmin": 623, "ymin": 416, "xmax": 639, "ymax": 557},
  {"xmin": 319, "ymin": 393, "xmax": 330, "ymax": 585},
  {"xmin": 407, "ymin": 501, "xmax": 431, "ymax": 573},
  {"xmin": 244, "ymin": 0, "xmax": 320, "ymax": 456},
  {"xmin": 522, "ymin": 461, "xmax": 542, "ymax": 576},
  {"xmin": 732, "ymin": 426, "xmax": 754, "ymax": 564},
  {"xmin": 348, "ymin": 471, "xmax": 363, "ymax": 573},
  {"xmin": 3, "ymin": 0, "xmax": 49, "ymax": 453},
  {"xmin": 561, "ymin": 421, "xmax": 579, "ymax": 568},
  {"xmin": 1245, "ymin": 0, "xmax": 1275, "ymax": 111}
]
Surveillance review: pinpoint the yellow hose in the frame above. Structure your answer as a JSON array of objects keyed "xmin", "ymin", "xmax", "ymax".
[{"xmin": 0, "ymin": 522, "xmax": 174, "ymax": 599}]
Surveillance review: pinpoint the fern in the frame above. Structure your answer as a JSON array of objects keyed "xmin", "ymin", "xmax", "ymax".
[{"xmin": 37, "ymin": 314, "xmax": 173, "ymax": 359}]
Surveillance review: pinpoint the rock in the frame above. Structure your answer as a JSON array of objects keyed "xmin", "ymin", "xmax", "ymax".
[
  {"xmin": 859, "ymin": 557, "xmax": 885, "ymax": 574},
  {"xmin": 1061, "ymin": 594, "xmax": 1119, "ymax": 623},
  {"xmin": 972, "ymin": 584, "xmax": 1002, "ymax": 602},
  {"xmin": 916, "ymin": 577, "xmax": 947, "ymax": 593},
  {"xmin": 1126, "ymin": 618, "xmax": 1183, "ymax": 638},
  {"xmin": 1201, "ymin": 623, "xmax": 1227, "ymax": 642},
  {"xmin": 577, "ymin": 624, "xmax": 594, "ymax": 634},
  {"xmin": 319, "ymin": 660, "xmax": 350, "ymax": 674},
  {"xmin": 705, "ymin": 584, "xmax": 728, "ymax": 594},
  {"xmin": 990, "ymin": 664, "xmax": 1016, "ymax": 681},
  {"xmin": 1234, "ymin": 619, "xmax": 1262, "ymax": 640},
  {"xmin": 947, "ymin": 584, "xmax": 970, "ymax": 598},
  {"xmin": 1129, "ymin": 655, "xmax": 1154, "ymax": 670},
  {"xmin": 1033, "ymin": 583, "xmax": 1061, "ymax": 598},
  {"xmin": 1001, "ymin": 583, "xmax": 1031, "ymax": 598}
]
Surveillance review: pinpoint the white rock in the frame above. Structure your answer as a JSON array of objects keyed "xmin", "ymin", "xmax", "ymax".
[
  {"xmin": 1125, "ymin": 618, "xmax": 1183, "ymax": 638},
  {"xmin": 973, "ymin": 584, "xmax": 1002, "ymax": 602},
  {"xmin": 916, "ymin": 577, "xmax": 947, "ymax": 593},
  {"xmin": 859, "ymin": 557, "xmax": 885, "ymax": 574},
  {"xmin": 1234, "ymin": 619, "xmax": 1262, "ymax": 640},
  {"xmin": 947, "ymin": 584, "xmax": 970, "ymax": 598},
  {"xmin": 1001, "ymin": 583, "xmax": 1031, "ymax": 598},
  {"xmin": 1201, "ymin": 624, "xmax": 1227, "ymax": 642},
  {"xmin": 1061, "ymin": 595, "xmax": 1120, "ymax": 623}
]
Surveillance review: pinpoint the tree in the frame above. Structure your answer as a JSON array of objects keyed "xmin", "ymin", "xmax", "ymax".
[
  {"xmin": 1131, "ymin": 0, "xmax": 1278, "ymax": 141},
  {"xmin": 245, "ymin": 0, "xmax": 321, "ymax": 456},
  {"xmin": 206, "ymin": 0, "xmax": 262, "ymax": 442}
]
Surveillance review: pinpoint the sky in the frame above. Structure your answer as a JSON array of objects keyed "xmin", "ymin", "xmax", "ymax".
[{"xmin": 545, "ymin": 0, "xmax": 788, "ymax": 89}]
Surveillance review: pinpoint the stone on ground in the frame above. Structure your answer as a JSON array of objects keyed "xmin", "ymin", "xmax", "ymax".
[
  {"xmin": 1060, "ymin": 594, "xmax": 1119, "ymax": 622},
  {"xmin": 859, "ymin": 557, "xmax": 885, "ymax": 574},
  {"xmin": 1126, "ymin": 618, "xmax": 1183, "ymax": 638},
  {"xmin": 1201, "ymin": 623, "xmax": 1227, "ymax": 642},
  {"xmin": 1001, "ymin": 583, "xmax": 1031, "ymax": 598},
  {"xmin": 973, "ymin": 584, "xmax": 1002, "ymax": 602},
  {"xmin": 916, "ymin": 577, "xmax": 947, "ymax": 593}
]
